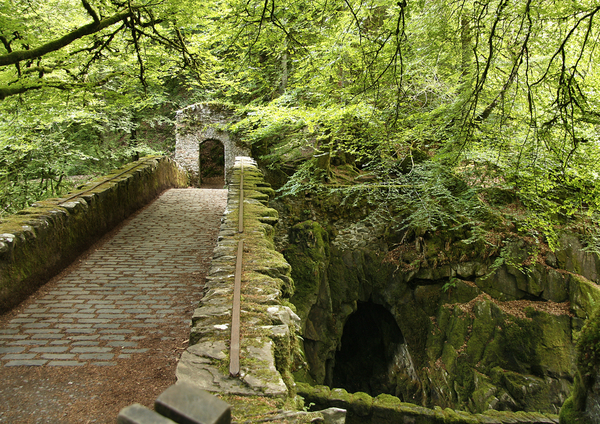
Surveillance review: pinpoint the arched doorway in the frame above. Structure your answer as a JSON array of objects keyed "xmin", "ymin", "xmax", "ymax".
[{"xmin": 199, "ymin": 139, "xmax": 225, "ymax": 188}]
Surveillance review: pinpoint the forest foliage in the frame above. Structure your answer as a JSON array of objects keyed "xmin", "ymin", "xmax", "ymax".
[{"xmin": 1, "ymin": 0, "xmax": 600, "ymax": 252}]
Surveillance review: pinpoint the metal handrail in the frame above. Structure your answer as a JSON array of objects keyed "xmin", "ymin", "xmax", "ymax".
[{"xmin": 230, "ymin": 158, "xmax": 245, "ymax": 377}]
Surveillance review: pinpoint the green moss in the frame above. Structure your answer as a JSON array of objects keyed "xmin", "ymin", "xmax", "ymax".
[
  {"xmin": 286, "ymin": 220, "xmax": 330, "ymax": 321},
  {"xmin": 569, "ymin": 273, "xmax": 600, "ymax": 319},
  {"xmin": 465, "ymin": 300, "xmax": 499, "ymax": 364},
  {"xmin": 329, "ymin": 387, "xmax": 352, "ymax": 408},
  {"xmin": 498, "ymin": 318, "xmax": 540, "ymax": 374},
  {"xmin": 572, "ymin": 306, "xmax": 600, "ymax": 416},
  {"xmin": 470, "ymin": 372, "xmax": 498, "ymax": 412},
  {"xmin": 560, "ymin": 397, "xmax": 587, "ymax": 424},
  {"xmin": 373, "ymin": 393, "xmax": 403, "ymax": 409},
  {"xmin": 218, "ymin": 394, "xmax": 285, "ymax": 422},
  {"xmin": 442, "ymin": 408, "xmax": 479, "ymax": 424},
  {"xmin": 350, "ymin": 391, "xmax": 373, "ymax": 417}
]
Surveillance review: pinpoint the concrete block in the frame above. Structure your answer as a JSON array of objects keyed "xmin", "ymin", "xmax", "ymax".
[
  {"xmin": 118, "ymin": 404, "xmax": 177, "ymax": 424},
  {"xmin": 155, "ymin": 382, "xmax": 231, "ymax": 424}
]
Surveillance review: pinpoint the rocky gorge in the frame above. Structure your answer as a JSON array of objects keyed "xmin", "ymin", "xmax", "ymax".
[{"xmin": 265, "ymin": 180, "xmax": 600, "ymax": 421}]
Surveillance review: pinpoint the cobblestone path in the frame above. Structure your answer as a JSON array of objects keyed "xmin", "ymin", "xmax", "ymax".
[{"xmin": 0, "ymin": 188, "xmax": 227, "ymax": 422}]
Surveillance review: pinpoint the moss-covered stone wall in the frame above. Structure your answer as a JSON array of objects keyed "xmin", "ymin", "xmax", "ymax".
[
  {"xmin": 298, "ymin": 383, "xmax": 560, "ymax": 424},
  {"xmin": 0, "ymin": 156, "xmax": 188, "ymax": 313},
  {"xmin": 176, "ymin": 157, "xmax": 309, "ymax": 422}
]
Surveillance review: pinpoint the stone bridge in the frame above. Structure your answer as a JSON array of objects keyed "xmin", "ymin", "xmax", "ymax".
[{"xmin": 0, "ymin": 151, "xmax": 563, "ymax": 423}]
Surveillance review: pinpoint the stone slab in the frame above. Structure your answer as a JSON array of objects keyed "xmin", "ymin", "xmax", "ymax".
[
  {"xmin": 155, "ymin": 382, "xmax": 231, "ymax": 424},
  {"xmin": 118, "ymin": 403, "xmax": 178, "ymax": 424}
]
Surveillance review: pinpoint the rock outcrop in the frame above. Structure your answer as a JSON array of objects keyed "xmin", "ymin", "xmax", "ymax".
[{"xmin": 273, "ymin": 195, "xmax": 600, "ymax": 417}]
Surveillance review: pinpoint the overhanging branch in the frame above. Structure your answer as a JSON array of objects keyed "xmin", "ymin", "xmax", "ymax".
[
  {"xmin": 0, "ymin": 73, "xmax": 123, "ymax": 100},
  {"xmin": 0, "ymin": 8, "xmax": 138, "ymax": 67}
]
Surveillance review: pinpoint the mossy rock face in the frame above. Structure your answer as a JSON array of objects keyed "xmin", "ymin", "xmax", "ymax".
[
  {"xmin": 269, "ymin": 180, "xmax": 600, "ymax": 415},
  {"xmin": 286, "ymin": 220, "xmax": 330, "ymax": 323},
  {"xmin": 559, "ymin": 397, "xmax": 588, "ymax": 424},
  {"xmin": 561, "ymin": 305, "xmax": 600, "ymax": 423}
]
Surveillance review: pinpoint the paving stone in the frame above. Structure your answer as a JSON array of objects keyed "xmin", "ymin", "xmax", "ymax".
[
  {"xmin": 24, "ymin": 329, "xmax": 61, "ymax": 334},
  {"xmin": 5, "ymin": 360, "xmax": 48, "ymax": 366},
  {"xmin": 79, "ymin": 353, "xmax": 114, "ymax": 360},
  {"xmin": 47, "ymin": 360, "xmax": 87, "ymax": 366},
  {"xmin": 108, "ymin": 341, "xmax": 138, "ymax": 347},
  {"xmin": 8, "ymin": 340, "xmax": 45, "ymax": 345},
  {"xmin": 72, "ymin": 341, "xmax": 100, "ymax": 346},
  {"xmin": 3, "ymin": 353, "xmax": 37, "ymax": 360},
  {"xmin": 64, "ymin": 329, "xmax": 96, "ymax": 334},
  {"xmin": 97, "ymin": 314, "xmax": 130, "ymax": 319},
  {"xmin": 0, "ymin": 347, "xmax": 25, "ymax": 353},
  {"xmin": 79, "ymin": 319, "xmax": 112, "ymax": 324},
  {"xmin": 71, "ymin": 347, "xmax": 112, "ymax": 353},
  {"xmin": 122, "ymin": 348, "xmax": 149, "ymax": 354},
  {"xmin": 30, "ymin": 334, "xmax": 64, "ymax": 339},
  {"xmin": 23, "ymin": 308, "xmax": 48, "ymax": 313},
  {"xmin": 10, "ymin": 318, "xmax": 36, "ymax": 324},
  {"xmin": 30, "ymin": 346, "xmax": 69, "ymax": 353},
  {"xmin": 70, "ymin": 334, "xmax": 100, "ymax": 340},
  {"xmin": 64, "ymin": 313, "xmax": 97, "ymax": 319},
  {"xmin": 100, "ymin": 335, "xmax": 126, "ymax": 341},
  {"xmin": 42, "ymin": 354, "xmax": 76, "ymax": 360},
  {"xmin": 49, "ymin": 308, "xmax": 75, "ymax": 313}
]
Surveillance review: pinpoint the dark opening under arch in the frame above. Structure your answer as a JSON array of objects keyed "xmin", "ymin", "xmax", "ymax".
[
  {"xmin": 331, "ymin": 301, "xmax": 405, "ymax": 397},
  {"xmin": 199, "ymin": 139, "xmax": 225, "ymax": 188}
]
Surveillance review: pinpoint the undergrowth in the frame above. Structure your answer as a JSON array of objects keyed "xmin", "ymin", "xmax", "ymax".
[{"xmin": 230, "ymin": 103, "xmax": 600, "ymax": 258}]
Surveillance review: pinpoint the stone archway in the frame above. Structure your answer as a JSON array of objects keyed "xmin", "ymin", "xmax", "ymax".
[{"xmin": 175, "ymin": 103, "xmax": 250, "ymax": 187}]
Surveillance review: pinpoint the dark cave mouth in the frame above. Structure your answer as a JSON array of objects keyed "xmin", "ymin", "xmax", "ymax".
[{"xmin": 329, "ymin": 301, "xmax": 410, "ymax": 398}]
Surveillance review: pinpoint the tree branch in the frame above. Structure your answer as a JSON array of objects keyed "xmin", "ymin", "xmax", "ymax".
[
  {"xmin": 81, "ymin": 0, "xmax": 100, "ymax": 23},
  {"xmin": 0, "ymin": 8, "xmax": 138, "ymax": 67},
  {"xmin": 0, "ymin": 73, "xmax": 123, "ymax": 100}
]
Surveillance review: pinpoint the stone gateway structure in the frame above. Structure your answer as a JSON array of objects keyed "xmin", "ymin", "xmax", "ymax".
[{"xmin": 175, "ymin": 103, "xmax": 250, "ymax": 186}]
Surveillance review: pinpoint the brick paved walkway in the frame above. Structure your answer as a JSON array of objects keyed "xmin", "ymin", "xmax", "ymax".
[{"xmin": 0, "ymin": 188, "xmax": 227, "ymax": 367}]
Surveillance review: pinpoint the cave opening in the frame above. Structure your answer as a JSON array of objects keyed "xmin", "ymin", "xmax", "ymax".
[
  {"xmin": 330, "ymin": 301, "xmax": 408, "ymax": 398},
  {"xmin": 199, "ymin": 138, "xmax": 225, "ymax": 188}
]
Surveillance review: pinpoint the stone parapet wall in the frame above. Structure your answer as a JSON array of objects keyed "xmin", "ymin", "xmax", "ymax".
[
  {"xmin": 298, "ymin": 383, "xmax": 560, "ymax": 424},
  {"xmin": 0, "ymin": 156, "xmax": 188, "ymax": 313},
  {"xmin": 176, "ymin": 157, "xmax": 303, "ymax": 418}
]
